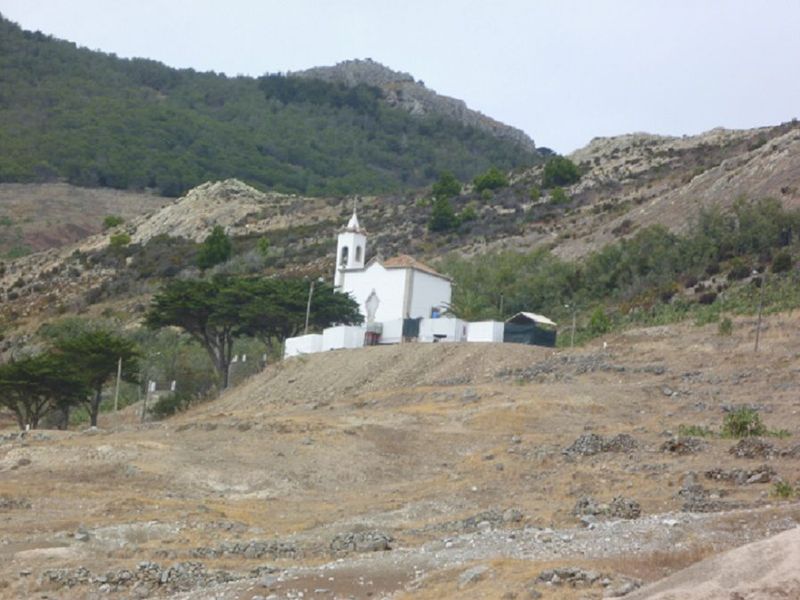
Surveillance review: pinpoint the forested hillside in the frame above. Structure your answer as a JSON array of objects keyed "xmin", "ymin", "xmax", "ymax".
[{"xmin": 0, "ymin": 16, "xmax": 538, "ymax": 197}]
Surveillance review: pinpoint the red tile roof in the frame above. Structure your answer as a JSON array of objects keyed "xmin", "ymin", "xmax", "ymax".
[{"xmin": 382, "ymin": 254, "xmax": 448, "ymax": 278}]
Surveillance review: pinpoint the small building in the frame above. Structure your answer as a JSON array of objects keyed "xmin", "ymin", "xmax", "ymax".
[{"xmin": 504, "ymin": 312, "xmax": 558, "ymax": 347}]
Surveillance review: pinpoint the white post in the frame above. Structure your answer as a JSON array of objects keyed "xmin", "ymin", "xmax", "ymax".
[{"xmin": 113, "ymin": 357, "xmax": 122, "ymax": 413}]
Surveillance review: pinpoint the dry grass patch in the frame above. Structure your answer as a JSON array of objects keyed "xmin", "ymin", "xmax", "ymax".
[{"xmin": 597, "ymin": 543, "xmax": 715, "ymax": 582}]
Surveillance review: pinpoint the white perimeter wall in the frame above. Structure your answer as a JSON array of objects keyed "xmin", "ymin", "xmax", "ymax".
[
  {"xmin": 419, "ymin": 317, "xmax": 467, "ymax": 342},
  {"xmin": 284, "ymin": 334, "xmax": 323, "ymax": 358},
  {"xmin": 322, "ymin": 325, "xmax": 366, "ymax": 351},
  {"xmin": 467, "ymin": 321, "xmax": 505, "ymax": 343},
  {"xmin": 379, "ymin": 318, "xmax": 404, "ymax": 344}
]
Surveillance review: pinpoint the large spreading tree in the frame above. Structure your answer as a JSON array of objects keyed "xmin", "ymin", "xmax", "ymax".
[
  {"xmin": 49, "ymin": 327, "xmax": 141, "ymax": 427},
  {"xmin": 145, "ymin": 276, "xmax": 362, "ymax": 388},
  {"xmin": 0, "ymin": 352, "xmax": 88, "ymax": 430}
]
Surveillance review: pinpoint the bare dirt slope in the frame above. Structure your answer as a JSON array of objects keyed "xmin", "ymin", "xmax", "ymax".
[
  {"xmin": 2, "ymin": 312, "xmax": 800, "ymax": 599},
  {"xmin": 626, "ymin": 526, "xmax": 800, "ymax": 600},
  {"xmin": 0, "ymin": 183, "xmax": 165, "ymax": 255}
]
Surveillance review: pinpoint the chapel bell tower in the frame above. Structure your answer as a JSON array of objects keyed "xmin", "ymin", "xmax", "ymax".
[{"xmin": 334, "ymin": 202, "xmax": 366, "ymax": 288}]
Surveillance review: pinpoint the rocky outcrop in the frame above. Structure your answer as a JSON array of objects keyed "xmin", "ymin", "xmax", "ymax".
[{"xmin": 295, "ymin": 59, "xmax": 536, "ymax": 152}]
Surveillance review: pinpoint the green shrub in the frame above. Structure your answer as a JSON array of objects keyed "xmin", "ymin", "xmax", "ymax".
[
  {"xmin": 431, "ymin": 171, "xmax": 461, "ymax": 199},
  {"xmin": 773, "ymin": 481, "xmax": 794, "ymax": 499},
  {"xmin": 459, "ymin": 204, "xmax": 478, "ymax": 223},
  {"xmin": 677, "ymin": 424, "xmax": 715, "ymax": 437},
  {"xmin": 727, "ymin": 258, "xmax": 751, "ymax": 280},
  {"xmin": 149, "ymin": 392, "xmax": 191, "ymax": 420},
  {"xmin": 428, "ymin": 197, "xmax": 458, "ymax": 232},
  {"xmin": 717, "ymin": 317, "xmax": 733, "ymax": 336},
  {"xmin": 103, "ymin": 215, "xmax": 125, "ymax": 229},
  {"xmin": 109, "ymin": 232, "xmax": 131, "ymax": 249},
  {"xmin": 529, "ymin": 186, "xmax": 541, "ymax": 201},
  {"xmin": 549, "ymin": 187, "xmax": 570, "ymax": 205},
  {"xmin": 722, "ymin": 407, "xmax": 766, "ymax": 438},
  {"xmin": 473, "ymin": 167, "xmax": 508, "ymax": 192},
  {"xmin": 542, "ymin": 156, "xmax": 580, "ymax": 188},
  {"xmin": 771, "ymin": 250, "xmax": 793, "ymax": 273},
  {"xmin": 588, "ymin": 307, "xmax": 611, "ymax": 335},
  {"xmin": 257, "ymin": 237, "xmax": 271, "ymax": 258},
  {"xmin": 197, "ymin": 225, "xmax": 232, "ymax": 269}
]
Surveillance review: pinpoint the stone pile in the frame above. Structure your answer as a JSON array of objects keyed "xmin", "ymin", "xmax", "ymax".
[
  {"xmin": 190, "ymin": 539, "xmax": 298, "ymax": 560},
  {"xmin": 705, "ymin": 464, "xmax": 777, "ymax": 485},
  {"xmin": 564, "ymin": 433, "xmax": 638, "ymax": 456},
  {"xmin": 329, "ymin": 530, "xmax": 393, "ymax": 555},
  {"xmin": 573, "ymin": 496, "xmax": 642, "ymax": 520},
  {"xmin": 40, "ymin": 561, "xmax": 244, "ymax": 596}
]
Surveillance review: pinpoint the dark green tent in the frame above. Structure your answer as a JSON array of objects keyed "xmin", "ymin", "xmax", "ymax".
[{"xmin": 504, "ymin": 312, "xmax": 558, "ymax": 347}]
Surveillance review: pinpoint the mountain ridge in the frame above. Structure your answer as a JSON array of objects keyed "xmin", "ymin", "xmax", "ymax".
[
  {"xmin": 294, "ymin": 58, "xmax": 536, "ymax": 152},
  {"xmin": 0, "ymin": 16, "xmax": 538, "ymax": 198}
]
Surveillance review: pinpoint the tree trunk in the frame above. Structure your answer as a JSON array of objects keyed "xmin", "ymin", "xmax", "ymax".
[
  {"xmin": 59, "ymin": 404, "xmax": 70, "ymax": 430},
  {"xmin": 90, "ymin": 388, "xmax": 102, "ymax": 427}
]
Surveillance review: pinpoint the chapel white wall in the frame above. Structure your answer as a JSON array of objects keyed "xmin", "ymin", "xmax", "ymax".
[
  {"xmin": 407, "ymin": 271, "xmax": 452, "ymax": 319},
  {"xmin": 341, "ymin": 263, "xmax": 407, "ymax": 322}
]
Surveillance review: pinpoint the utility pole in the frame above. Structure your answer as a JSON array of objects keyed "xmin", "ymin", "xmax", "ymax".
[
  {"xmin": 565, "ymin": 303, "xmax": 576, "ymax": 348},
  {"xmin": 571, "ymin": 308, "xmax": 577, "ymax": 348},
  {"xmin": 304, "ymin": 279, "xmax": 315, "ymax": 335},
  {"xmin": 304, "ymin": 277, "xmax": 324, "ymax": 335}
]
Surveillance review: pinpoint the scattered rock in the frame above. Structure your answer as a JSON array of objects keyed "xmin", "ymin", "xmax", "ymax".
[
  {"xmin": 426, "ymin": 509, "xmax": 511, "ymax": 533},
  {"xmin": 705, "ymin": 464, "xmax": 777, "ymax": 485},
  {"xmin": 604, "ymin": 434, "xmax": 638, "ymax": 452},
  {"xmin": 537, "ymin": 567, "xmax": 601, "ymax": 586},
  {"xmin": 329, "ymin": 530, "xmax": 393, "ymax": 555},
  {"xmin": 661, "ymin": 436, "xmax": 706, "ymax": 455},
  {"xmin": 502, "ymin": 508, "xmax": 524, "ymax": 523},
  {"xmin": 462, "ymin": 388, "xmax": 479, "ymax": 402},
  {"xmin": 780, "ymin": 444, "xmax": 800, "ymax": 458},
  {"xmin": 608, "ymin": 496, "xmax": 642, "ymax": 519},
  {"xmin": 721, "ymin": 402, "xmax": 770, "ymax": 413},
  {"xmin": 191, "ymin": 540, "xmax": 298, "ymax": 560},
  {"xmin": 679, "ymin": 472, "xmax": 733, "ymax": 512},
  {"xmin": 458, "ymin": 565, "xmax": 489, "ymax": 588},
  {"xmin": 40, "ymin": 561, "xmax": 244, "ymax": 593},
  {"xmin": 573, "ymin": 496, "xmax": 641, "ymax": 520},
  {"xmin": 564, "ymin": 433, "xmax": 605, "ymax": 456},
  {"xmin": 564, "ymin": 433, "xmax": 638, "ymax": 456},
  {"xmin": 728, "ymin": 438, "xmax": 777, "ymax": 459},
  {"xmin": 0, "ymin": 495, "xmax": 31, "ymax": 510}
]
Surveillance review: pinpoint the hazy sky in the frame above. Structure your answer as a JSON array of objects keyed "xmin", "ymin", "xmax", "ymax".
[{"xmin": 2, "ymin": 0, "xmax": 799, "ymax": 153}]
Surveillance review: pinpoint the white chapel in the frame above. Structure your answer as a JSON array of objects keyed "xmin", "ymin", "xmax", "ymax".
[
  {"xmin": 283, "ymin": 206, "xmax": 556, "ymax": 357},
  {"xmin": 334, "ymin": 206, "xmax": 452, "ymax": 324}
]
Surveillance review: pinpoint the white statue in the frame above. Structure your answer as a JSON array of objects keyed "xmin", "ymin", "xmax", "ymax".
[{"xmin": 365, "ymin": 289, "xmax": 380, "ymax": 323}]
